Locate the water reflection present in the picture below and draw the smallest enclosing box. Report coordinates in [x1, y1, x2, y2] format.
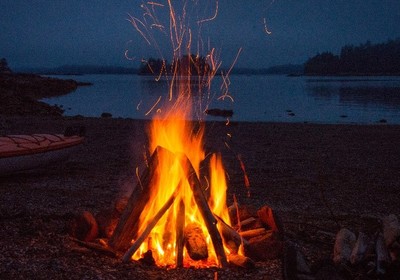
[306, 78, 400, 110]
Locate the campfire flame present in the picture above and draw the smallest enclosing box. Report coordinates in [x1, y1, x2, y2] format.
[126, 1, 239, 267]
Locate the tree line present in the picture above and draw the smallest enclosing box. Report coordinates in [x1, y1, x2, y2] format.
[139, 54, 211, 76]
[304, 38, 400, 75]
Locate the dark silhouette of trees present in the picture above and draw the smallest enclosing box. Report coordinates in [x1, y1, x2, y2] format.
[304, 38, 400, 75]
[138, 54, 211, 76]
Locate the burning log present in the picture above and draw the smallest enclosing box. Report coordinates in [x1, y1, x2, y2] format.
[180, 153, 228, 267]
[214, 215, 247, 254]
[109, 146, 172, 251]
[333, 228, 356, 265]
[184, 222, 209, 261]
[122, 186, 179, 263]
[176, 198, 185, 267]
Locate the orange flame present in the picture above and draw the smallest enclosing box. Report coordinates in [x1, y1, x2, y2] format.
[128, 1, 236, 267]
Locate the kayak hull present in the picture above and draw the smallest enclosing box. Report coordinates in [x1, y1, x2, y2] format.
[0, 134, 84, 174]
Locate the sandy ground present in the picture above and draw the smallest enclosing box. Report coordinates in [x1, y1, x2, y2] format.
[1, 115, 400, 279]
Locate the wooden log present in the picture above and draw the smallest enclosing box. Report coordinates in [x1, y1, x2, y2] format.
[228, 254, 255, 269]
[244, 231, 284, 261]
[184, 222, 209, 261]
[122, 187, 178, 263]
[240, 217, 257, 228]
[180, 153, 228, 268]
[333, 228, 356, 265]
[214, 215, 248, 254]
[257, 205, 283, 234]
[239, 228, 269, 239]
[176, 199, 185, 267]
[350, 232, 369, 265]
[69, 211, 99, 242]
[70, 237, 117, 258]
[109, 146, 172, 251]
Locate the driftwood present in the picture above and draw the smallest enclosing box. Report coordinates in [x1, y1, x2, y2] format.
[122, 187, 179, 263]
[333, 228, 356, 265]
[184, 222, 209, 260]
[176, 199, 185, 267]
[180, 153, 228, 267]
[109, 146, 172, 251]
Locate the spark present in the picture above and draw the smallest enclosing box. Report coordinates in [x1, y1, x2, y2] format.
[147, 1, 164, 7]
[136, 100, 143, 110]
[197, 0, 219, 24]
[124, 49, 136, 61]
[127, 14, 151, 45]
[263, 18, 272, 35]
[145, 95, 162, 116]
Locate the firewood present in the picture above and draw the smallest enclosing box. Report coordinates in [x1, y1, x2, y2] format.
[122, 187, 179, 263]
[333, 228, 356, 265]
[244, 232, 284, 261]
[69, 211, 99, 242]
[240, 217, 257, 228]
[176, 199, 185, 267]
[239, 228, 269, 239]
[109, 146, 172, 251]
[214, 215, 248, 254]
[257, 205, 282, 233]
[350, 232, 369, 265]
[382, 214, 400, 247]
[228, 254, 255, 269]
[376, 233, 391, 275]
[184, 222, 209, 261]
[180, 153, 228, 267]
[70, 237, 117, 258]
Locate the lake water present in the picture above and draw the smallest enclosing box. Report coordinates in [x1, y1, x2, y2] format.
[43, 74, 400, 124]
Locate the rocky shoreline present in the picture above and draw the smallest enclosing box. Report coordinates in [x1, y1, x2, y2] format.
[0, 73, 91, 116]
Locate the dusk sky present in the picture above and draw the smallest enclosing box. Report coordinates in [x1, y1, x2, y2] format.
[1, 0, 399, 70]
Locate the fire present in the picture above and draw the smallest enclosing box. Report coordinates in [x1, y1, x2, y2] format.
[125, 1, 238, 267]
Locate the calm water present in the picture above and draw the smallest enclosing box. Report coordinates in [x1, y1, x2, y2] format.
[43, 74, 400, 124]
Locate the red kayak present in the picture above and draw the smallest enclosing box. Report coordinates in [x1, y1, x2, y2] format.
[0, 134, 84, 174]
